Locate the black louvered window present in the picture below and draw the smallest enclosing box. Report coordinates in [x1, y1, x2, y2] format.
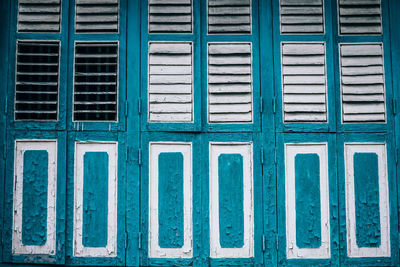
[15, 41, 60, 121]
[73, 42, 118, 121]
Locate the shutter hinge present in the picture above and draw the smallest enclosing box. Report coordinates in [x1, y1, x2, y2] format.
[272, 97, 276, 114]
[127, 146, 130, 162]
[260, 97, 264, 113]
[138, 148, 142, 165]
[262, 235, 266, 252]
[3, 142, 6, 160]
[274, 147, 277, 165]
[138, 98, 142, 115]
[261, 147, 264, 165]
[125, 101, 129, 117]
[276, 235, 279, 251]
[4, 94, 7, 115]
[125, 231, 129, 249]
[392, 99, 397, 115]
[396, 148, 399, 165]
[138, 232, 142, 249]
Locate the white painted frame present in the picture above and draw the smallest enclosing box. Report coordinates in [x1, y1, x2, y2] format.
[209, 142, 254, 258]
[344, 143, 390, 257]
[285, 143, 330, 259]
[73, 141, 118, 257]
[12, 140, 58, 255]
[148, 142, 193, 258]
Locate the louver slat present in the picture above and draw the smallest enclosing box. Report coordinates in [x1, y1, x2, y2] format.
[148, 0, 192, 34]
[338, 0, 382, 35]
[340, 43, 386, 123]
[282, 43, 327, 123]
[280, 0, 324, 34]
[18, 0, 61, 32]
[208, 43, 252, 123]
[15, 41, 60, 121]
[208, 0, 251, 34]
[74, 42, 118, 121]
[75, 0, 119, 33]
[148, 42, 193, 122]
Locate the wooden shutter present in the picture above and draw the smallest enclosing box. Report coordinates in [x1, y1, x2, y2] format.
[75, 0, 119, 33]
[148, 42, 193, 122]
[338, 0, 382, 35]
[281, 42, 327, 123]
[148, 0, 192, 34]
[208, 0, 251, 34]
[15, 41, 60, 121]
[17, 0, 61, 33]
[73, 42, 118, 121]
[280, 0, 324, 34]
[208, 43, 252, 123]
[340, 43, 386, 123]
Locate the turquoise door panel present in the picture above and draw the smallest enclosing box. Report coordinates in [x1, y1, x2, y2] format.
[3, 130, 67, 265]
[276, 133, 339, 266]
[65, 132, 126, 266]
[337, 133, 399, 266]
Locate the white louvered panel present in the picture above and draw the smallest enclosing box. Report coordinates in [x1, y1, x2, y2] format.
[280, 0, 324, 34]
[282, 43, 327, 123]
[18, 0, 61, 32]
[208, 43, 252, 123]
[75, 0, 119, 33]
[208, 0, 251, 34]
[340, 43, 386, 123]
[338, 0, 382, 35]
[148, 42, 193, 122]
[149, 0, 192, 34]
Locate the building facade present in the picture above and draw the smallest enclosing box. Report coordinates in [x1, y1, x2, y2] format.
[0, 0, 400, 266]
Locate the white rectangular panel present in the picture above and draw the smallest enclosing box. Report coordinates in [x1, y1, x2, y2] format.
[344, 143, 390, 257]
[12, 140, 58, 255]
[73, 141, 118, 257]
[209, 142, 253, 258]
[148, 142, 193, 258]
[285, 143, 330, 259]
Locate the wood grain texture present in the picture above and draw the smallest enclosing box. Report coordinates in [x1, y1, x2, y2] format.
[208, 0, 251, 34]
[75, 0, 119, 33]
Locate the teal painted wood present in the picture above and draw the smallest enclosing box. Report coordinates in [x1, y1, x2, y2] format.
[272, 0, 337, 133]
[140, 132, 202, 266]
[66, 0, 127, 132]
[125, 0, 141, 265]
[276, 133, 339, 266]
[295, 153, 322, 249]
[0, 0, 11, 262]
[201, 133, 263, 266]
[140, 0, 201, 132]
[158, 152, 184, 248]
[258, 0, 278, 265]
[353, 153, 381, 248]
[388, 1, 400, 259]
[3, 130, 66, 264]
[218, 154, 244, 248]
[65, 132, 126, 266]
[22, 150, 49, 246]
[6, 0, 69, 131]
[332, 0, 394, 133]
[82, 152, 109, 248]
[337, 133, 399, 266]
